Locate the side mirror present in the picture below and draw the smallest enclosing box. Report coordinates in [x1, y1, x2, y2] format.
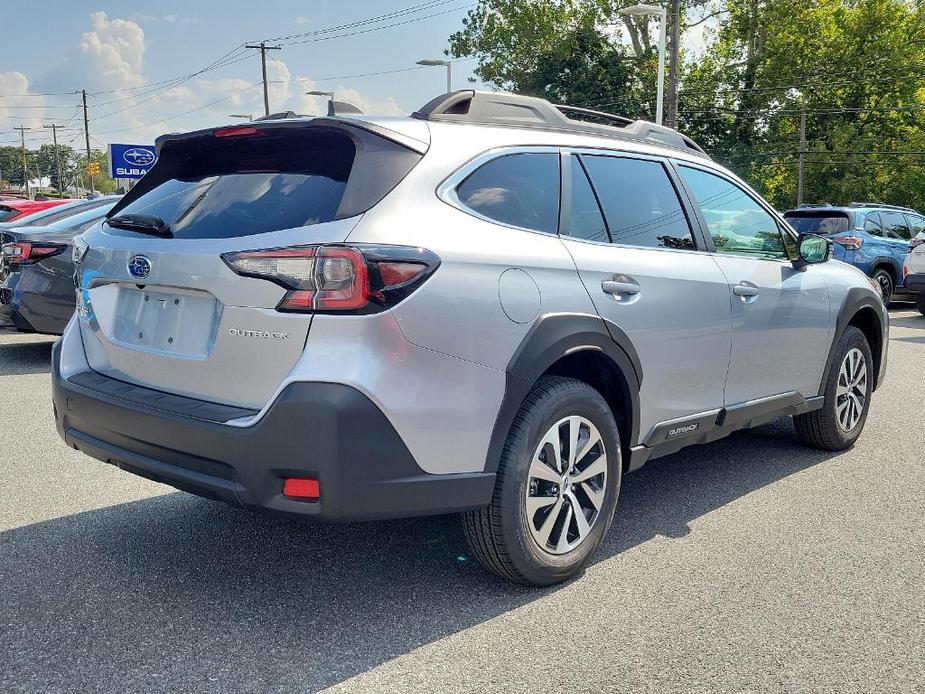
[794, 233, 831, 270]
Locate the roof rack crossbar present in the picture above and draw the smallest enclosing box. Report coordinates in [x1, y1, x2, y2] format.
[412, 90, 709, 159]
[848, 201, 916, 212]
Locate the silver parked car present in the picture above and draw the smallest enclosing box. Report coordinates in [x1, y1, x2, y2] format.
[53, 91, 887, 585]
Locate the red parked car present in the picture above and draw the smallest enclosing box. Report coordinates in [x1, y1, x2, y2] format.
[0, 199, 74, 223]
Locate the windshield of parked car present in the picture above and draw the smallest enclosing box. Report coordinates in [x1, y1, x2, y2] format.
[784, 212, 850, 235]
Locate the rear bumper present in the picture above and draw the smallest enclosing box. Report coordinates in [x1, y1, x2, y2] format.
[52, 341, 495, 521]
[0, 269, 72, 335]
[903, 273, 925, 294]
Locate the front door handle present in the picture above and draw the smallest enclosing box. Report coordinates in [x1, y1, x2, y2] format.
[602, 280, 640, 296]
[733, 282, 760, 303]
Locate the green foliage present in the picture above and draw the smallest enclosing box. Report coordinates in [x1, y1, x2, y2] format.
[450, 0, 925, 210]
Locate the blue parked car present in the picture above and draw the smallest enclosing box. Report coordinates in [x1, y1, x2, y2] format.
[784, 203, 922, 304]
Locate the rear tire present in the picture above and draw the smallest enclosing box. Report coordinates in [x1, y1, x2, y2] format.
[916, 294, 925, 316]
[794, 326, 872, 451]
[462, 376, 621, 586]
[871, 268, 893, 305]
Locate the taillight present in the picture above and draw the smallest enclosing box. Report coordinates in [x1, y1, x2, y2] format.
[221, 244, 440, 314]
[213, 126, 262, 138]
[833, 236, 864, 251]
[1, 241, 66, 268]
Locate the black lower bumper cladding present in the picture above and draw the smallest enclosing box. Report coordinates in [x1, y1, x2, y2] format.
[52, 341, 495, 521]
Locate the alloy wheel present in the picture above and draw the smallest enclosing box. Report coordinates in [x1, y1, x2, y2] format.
[835, 347, 867, 432]
[524, 415, 607, 555]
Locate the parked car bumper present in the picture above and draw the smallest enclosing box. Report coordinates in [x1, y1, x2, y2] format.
[51, 340, 495, 521]
[903, 273, 925, 294]
[0, 267, 73, 335]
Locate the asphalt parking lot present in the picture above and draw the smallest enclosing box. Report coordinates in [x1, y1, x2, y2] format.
[1, 311, 923, 694]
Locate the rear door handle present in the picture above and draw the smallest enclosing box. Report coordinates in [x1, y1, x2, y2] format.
[602, 280, 640, 296]
[733, 283, 760, 302]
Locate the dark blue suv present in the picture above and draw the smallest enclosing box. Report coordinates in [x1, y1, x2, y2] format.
[784, 203, 922, 304]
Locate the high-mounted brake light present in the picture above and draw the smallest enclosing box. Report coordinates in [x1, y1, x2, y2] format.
[1, 241, 66, 267]
[221, 244, 439, 314]
[213, 126, 262, 138]
[833, 235, 864, 251]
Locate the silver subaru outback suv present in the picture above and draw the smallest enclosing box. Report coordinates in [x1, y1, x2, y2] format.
[54, 91, 887, 585]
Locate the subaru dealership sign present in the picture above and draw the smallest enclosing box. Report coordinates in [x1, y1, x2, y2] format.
[108, 143, 157, 179]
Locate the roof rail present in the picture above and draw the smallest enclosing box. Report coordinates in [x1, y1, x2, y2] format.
[412, 90, 708, 158]
[848, 201, 917, 212]
[797, 203, 835, 208]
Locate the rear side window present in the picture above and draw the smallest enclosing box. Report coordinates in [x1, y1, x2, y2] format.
[864, 212, 883, 235]
[109, 127, 419, 240]
[567, 156, 609, 242]
[880, 210, 910, 240]
[0, 206, 20, 222]
[581, 155, 694, 250]
[455, 153, 560, 234]
[784, 212, 850, 235]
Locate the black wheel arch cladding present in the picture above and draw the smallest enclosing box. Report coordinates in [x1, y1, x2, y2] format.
[484, 313, 642, 475]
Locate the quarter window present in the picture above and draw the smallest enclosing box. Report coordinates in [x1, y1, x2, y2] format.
[679, 166, 788, 260]
[580, 155, 695, 250]
[455, 153, 560, 234]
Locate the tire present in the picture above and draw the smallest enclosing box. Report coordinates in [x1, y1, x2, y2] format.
[871, 268, 893, 305]
[462, 376, 622, 586]
[794, 326, 873, 451]
[916, 294, 925, 316]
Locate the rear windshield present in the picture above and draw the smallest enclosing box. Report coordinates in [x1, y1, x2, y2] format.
[107, 126, 419, 240]
[0, 206, 21, 222]
[784, 212, 850, 235]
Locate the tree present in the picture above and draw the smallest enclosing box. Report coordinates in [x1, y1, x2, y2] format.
[34, 144, 78, 192]
[0, 145, 26, 187]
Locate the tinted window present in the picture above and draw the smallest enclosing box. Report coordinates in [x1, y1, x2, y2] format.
[567, 156, 608, 242]
[456, 153, 560, 234]
[680, 166, 787, 259]
[864, 212, 882, 235]
[111, 129, 363, 239]
[784, 212, 850, 235]
[881, 211, 910, 240]
[0, 206, 20, 222]
[581, 155, 694, 249]
[905, 214, 925, 238]
[48, 204, 115, 231]
[18, 198, 112, 227]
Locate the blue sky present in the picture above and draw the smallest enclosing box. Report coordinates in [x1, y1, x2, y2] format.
[0, 1, 483, 149]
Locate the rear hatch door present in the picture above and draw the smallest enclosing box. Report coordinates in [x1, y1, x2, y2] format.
[76, 120, 423, 409]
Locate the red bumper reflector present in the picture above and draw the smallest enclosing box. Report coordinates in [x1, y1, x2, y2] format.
[283, 477, 320, 500]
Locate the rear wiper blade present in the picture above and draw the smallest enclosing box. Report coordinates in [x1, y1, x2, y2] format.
[106, 214, 173, 238]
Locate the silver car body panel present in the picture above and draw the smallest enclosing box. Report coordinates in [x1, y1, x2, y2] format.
[65, 114, 885, 477]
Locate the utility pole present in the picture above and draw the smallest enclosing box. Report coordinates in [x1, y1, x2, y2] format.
[13, 126, 31, 198]
[245, 42, 282, 116]
[82, 89, 94, 194]
[666, 0, 681, 129]
[43, 124, 66, 195]
[797, 99, 807, 206]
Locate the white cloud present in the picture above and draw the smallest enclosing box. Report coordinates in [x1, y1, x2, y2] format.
[133, 13, 202, 25]
[295, 16, 312, 25]
[7, 13, 404, 148]
[0, 72, 48, 140]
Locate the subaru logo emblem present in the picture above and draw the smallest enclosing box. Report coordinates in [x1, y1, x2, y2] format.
[123, 148, 156, 167]
[128, 255, 152, 280]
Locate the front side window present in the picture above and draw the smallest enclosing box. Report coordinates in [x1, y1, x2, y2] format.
[455, 153, 560, 234]
[580, 155, 694, 250]
[881, 210, 911, 240]
[905, 214, 925, 238]
[680, 166, 788, 260]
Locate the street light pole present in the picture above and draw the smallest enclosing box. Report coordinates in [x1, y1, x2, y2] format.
[618, 4, 668, 126]
[416, 59, 452, 93]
